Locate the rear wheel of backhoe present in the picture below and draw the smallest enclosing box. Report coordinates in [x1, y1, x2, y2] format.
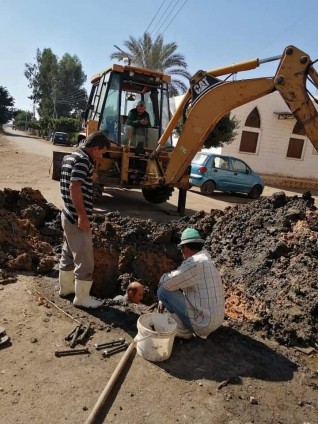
[142, 187, 174, 204]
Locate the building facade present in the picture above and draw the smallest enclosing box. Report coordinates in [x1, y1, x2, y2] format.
[220, 92, 318, 184]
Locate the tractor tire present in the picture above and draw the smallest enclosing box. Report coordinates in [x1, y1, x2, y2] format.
[142, 187, 174, 204]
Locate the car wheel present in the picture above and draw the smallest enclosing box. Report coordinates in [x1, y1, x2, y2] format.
[200, 181, 215, 195]
[248, 185, 262, 199]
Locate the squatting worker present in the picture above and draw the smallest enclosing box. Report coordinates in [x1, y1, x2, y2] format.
[157, 228, 224, 339]
[113, 281, 144, 304]
[125, 100, 151, 128]
[58, 131, 110, 308]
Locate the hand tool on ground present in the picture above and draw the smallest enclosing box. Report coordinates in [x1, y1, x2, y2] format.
[55, 348, 90, 357]
[94, 338, 125, 350]
[102, 342, 129, 358]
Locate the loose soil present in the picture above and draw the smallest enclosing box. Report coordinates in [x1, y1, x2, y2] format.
[0, 129, 317, 424]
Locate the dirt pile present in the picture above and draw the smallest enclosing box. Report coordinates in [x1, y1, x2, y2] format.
[0, 187, 61, 274]
[0, 188, 317, 349]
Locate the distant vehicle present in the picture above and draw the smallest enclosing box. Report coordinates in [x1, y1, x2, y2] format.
[190, 152, 264, 199]
[52, 132, 70, 146]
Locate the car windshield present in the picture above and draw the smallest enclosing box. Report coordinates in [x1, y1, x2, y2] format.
[192, 153, 208, 165]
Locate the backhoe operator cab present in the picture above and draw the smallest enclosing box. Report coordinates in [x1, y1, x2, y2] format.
[80, 65, 177, 203]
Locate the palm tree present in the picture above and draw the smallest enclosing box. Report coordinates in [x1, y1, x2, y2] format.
[110, 32, 191, 96]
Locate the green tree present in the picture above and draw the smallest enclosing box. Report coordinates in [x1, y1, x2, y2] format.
[51, 116, 81, 134]
[110, 32, 191, 96]
[0, 87, 15, 129]
[55, 53, 87, 116]
[13, 110, 33, 130]
[25, 48, 58, 119]
[203, 114, 240, 149]
[25, 49, 87, 121]
[175, 113, 240, 149]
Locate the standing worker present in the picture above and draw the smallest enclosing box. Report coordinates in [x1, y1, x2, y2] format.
[157, 228, 224, 339]
[58, 131, 110, 308]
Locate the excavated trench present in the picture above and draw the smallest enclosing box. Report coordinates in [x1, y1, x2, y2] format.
[0, 187, 317, 348]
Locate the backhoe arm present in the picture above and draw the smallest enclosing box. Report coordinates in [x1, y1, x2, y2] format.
[161, 45, 318, 185]
[274, 46, 318, 151]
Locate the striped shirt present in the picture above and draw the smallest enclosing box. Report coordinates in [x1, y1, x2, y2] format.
[60, 149, 94, 223]
[159, 250, 224, 337]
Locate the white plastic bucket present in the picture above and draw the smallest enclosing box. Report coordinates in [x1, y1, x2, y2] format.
[135, 312, 177, 362]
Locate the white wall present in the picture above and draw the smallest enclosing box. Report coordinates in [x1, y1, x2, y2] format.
[220, 92, 318, 180]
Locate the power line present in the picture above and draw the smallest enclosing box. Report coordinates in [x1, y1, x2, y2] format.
[56, 88, 86, 101]
[137, 0, 190, 62]
[151, 0, 180, 37]
[159, 0, 189, 36]
[144, 0, 167, 34]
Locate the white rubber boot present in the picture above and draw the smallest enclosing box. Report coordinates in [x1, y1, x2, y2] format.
[73, 279, 103, 309]
[59, 270, 75, 297]
[171, 313, 193, 339]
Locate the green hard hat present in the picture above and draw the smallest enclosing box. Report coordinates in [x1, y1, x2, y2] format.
[178, 228, 205, 247]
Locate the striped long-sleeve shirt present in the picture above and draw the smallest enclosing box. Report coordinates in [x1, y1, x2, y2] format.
[159, 250, 224, 337]
[60, 149, 94, 223]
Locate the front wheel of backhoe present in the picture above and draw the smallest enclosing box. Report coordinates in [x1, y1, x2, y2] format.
[142, 187, 174, 204]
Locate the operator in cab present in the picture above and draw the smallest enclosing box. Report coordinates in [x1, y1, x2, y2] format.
[123, 101, 151, 147]
[125, 100, 151, 128]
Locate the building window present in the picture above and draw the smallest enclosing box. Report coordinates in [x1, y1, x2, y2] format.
[245, 107, 261, 128]
[286, 122, 306, 159]
[292, 121, 306, 136]
[239, 131, 259, 153]
[239, 107, 261, 154]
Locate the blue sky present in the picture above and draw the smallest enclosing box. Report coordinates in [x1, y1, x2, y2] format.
[1, 0, 318, 111]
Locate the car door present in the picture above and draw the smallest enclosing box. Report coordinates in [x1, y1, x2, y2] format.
[210, 156, 233, 190]
[229, 158, 253, 192]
